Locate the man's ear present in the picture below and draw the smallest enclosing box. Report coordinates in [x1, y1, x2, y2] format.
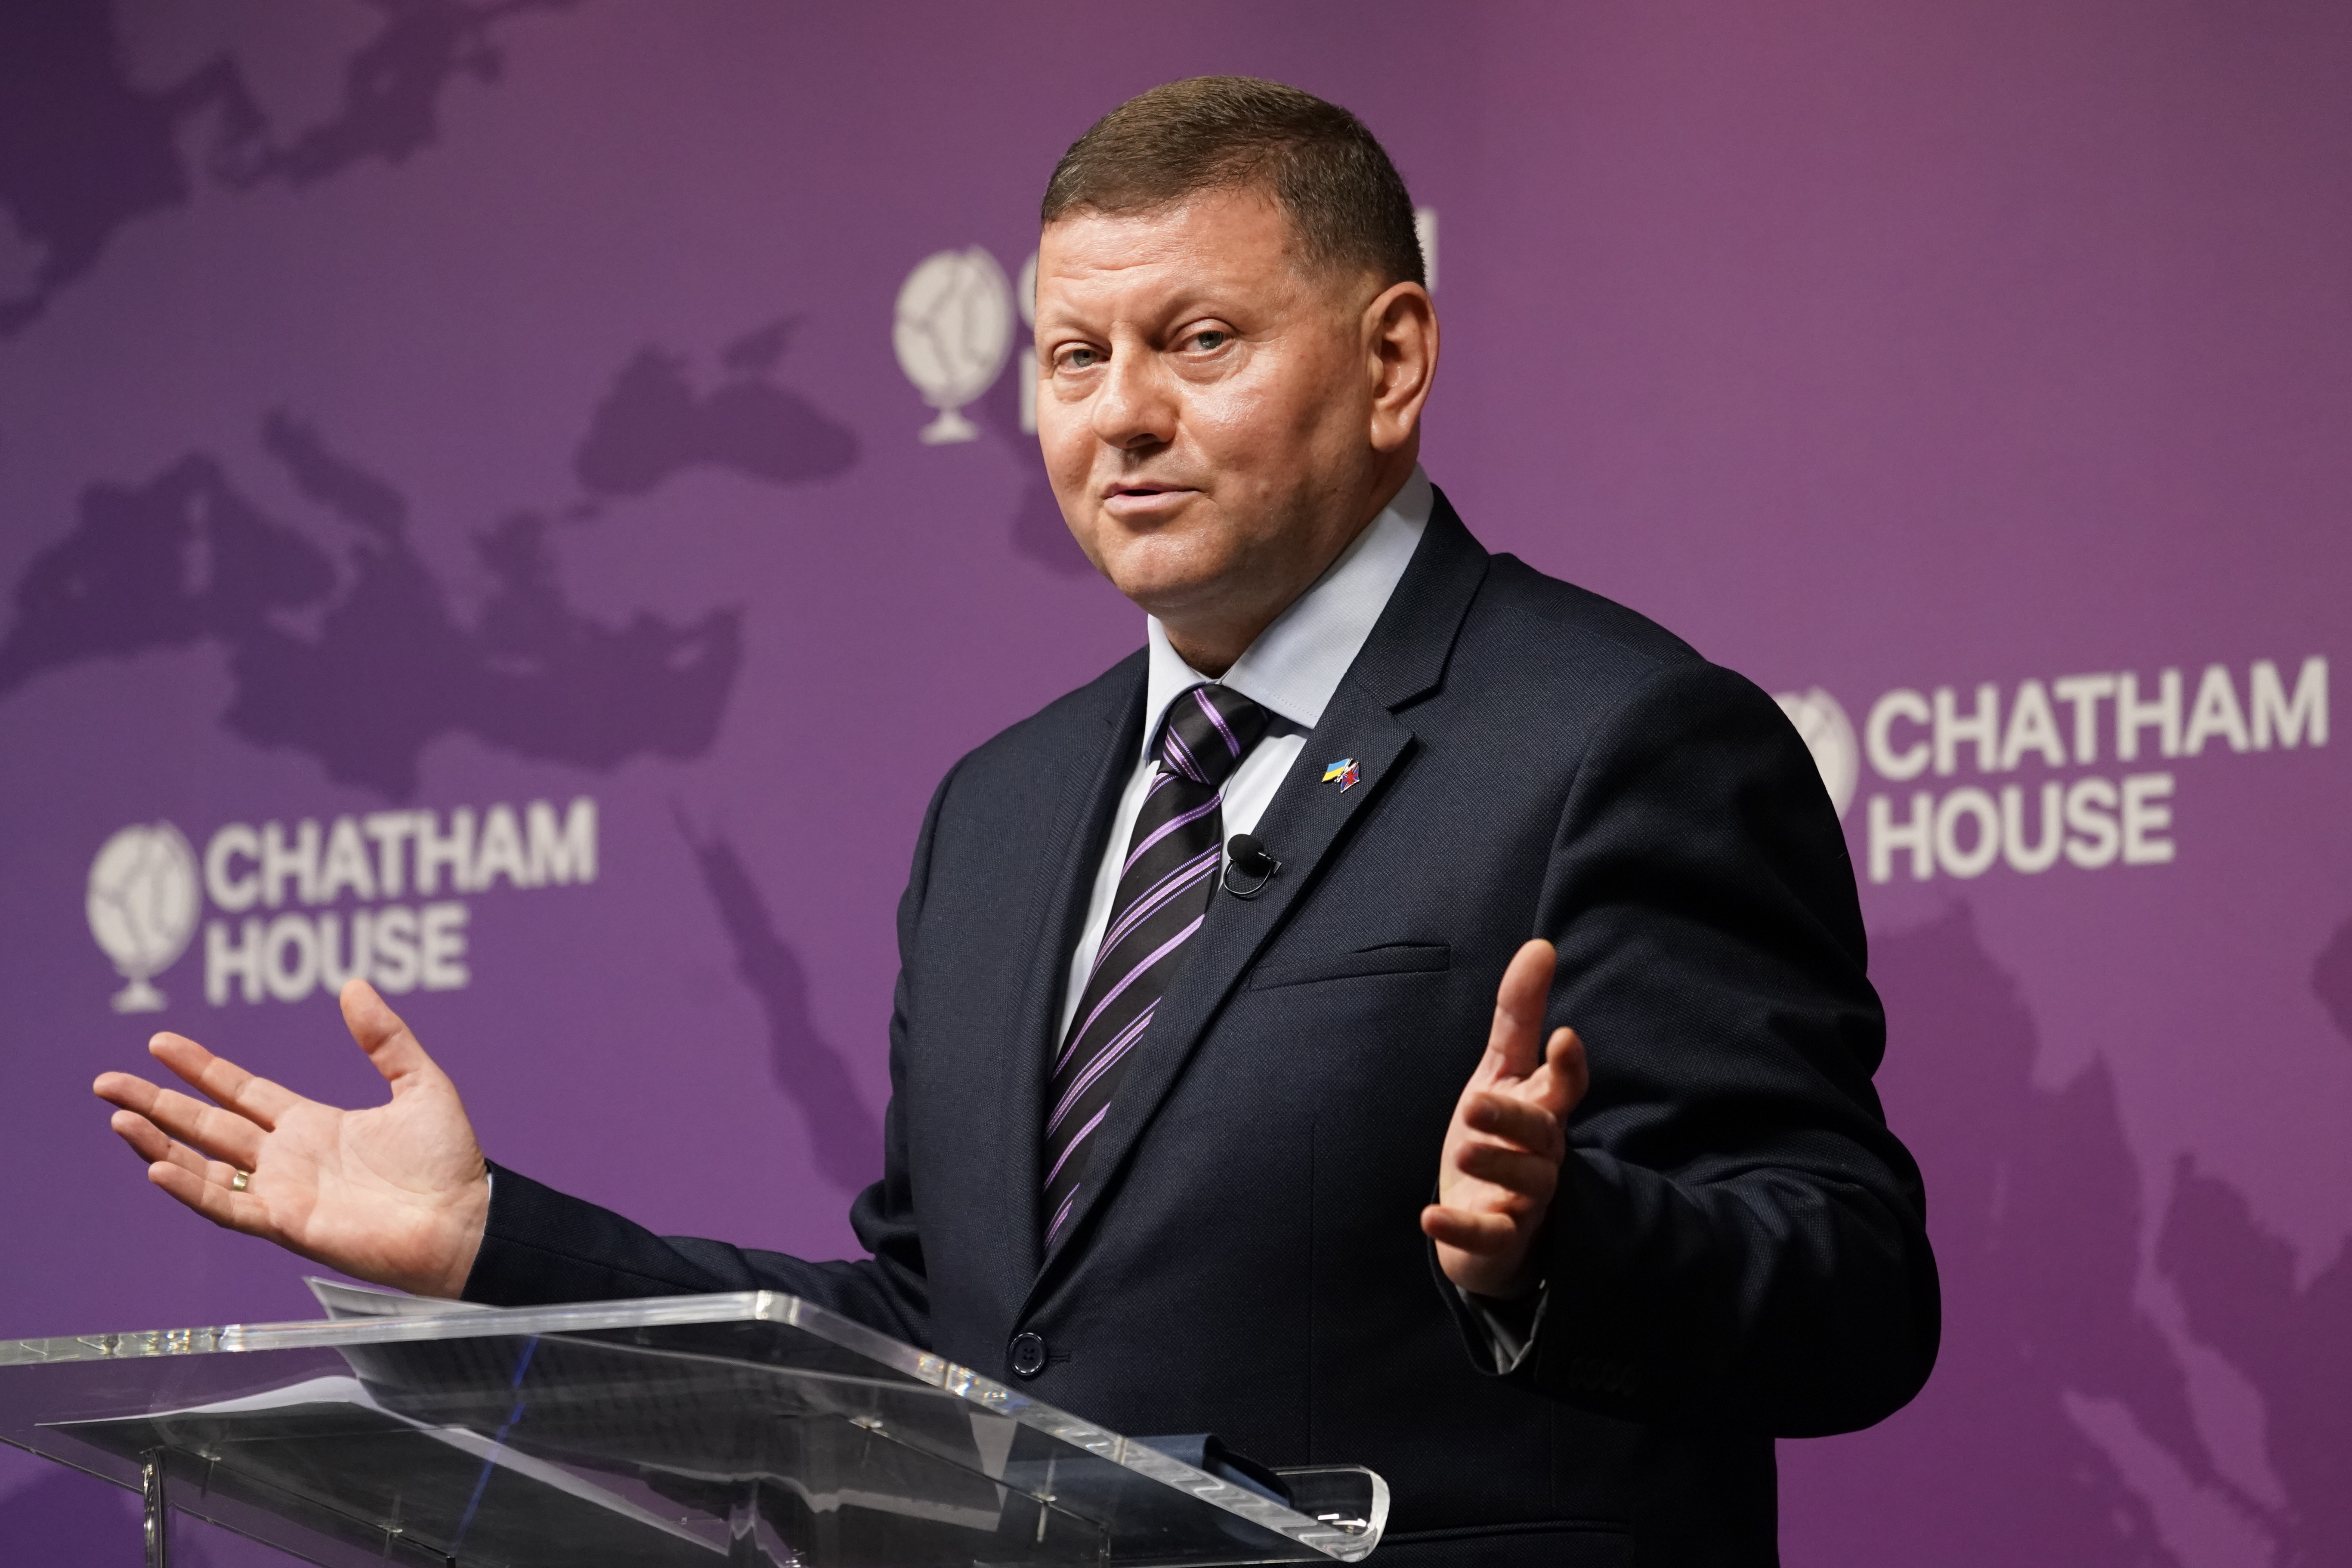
[1365, 280, 1438, 454]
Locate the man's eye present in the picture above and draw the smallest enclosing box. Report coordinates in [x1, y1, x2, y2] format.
[1189, 330, 1227, 352]
[1060, 347, 1102, 371]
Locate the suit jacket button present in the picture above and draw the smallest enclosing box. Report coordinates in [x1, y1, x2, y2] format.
[1009, 1332, 1048, 1379]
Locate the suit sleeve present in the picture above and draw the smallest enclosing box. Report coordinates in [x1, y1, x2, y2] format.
[457, 764, 956, 1350]
[1443, 659, 1939, 1437]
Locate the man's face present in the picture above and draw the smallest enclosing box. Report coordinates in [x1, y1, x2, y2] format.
[1032, 190, 1393, 658]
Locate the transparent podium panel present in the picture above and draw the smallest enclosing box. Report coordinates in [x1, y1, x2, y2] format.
[0, 1292, 1386, 1567]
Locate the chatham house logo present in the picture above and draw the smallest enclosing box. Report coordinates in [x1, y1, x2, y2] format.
[893, 247, 1015, 445]
[87, 822, 202, 1012]
[80, 797, 600, 1012]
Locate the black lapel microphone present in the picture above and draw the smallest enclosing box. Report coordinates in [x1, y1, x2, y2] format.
[1223, 833, 1280, 898]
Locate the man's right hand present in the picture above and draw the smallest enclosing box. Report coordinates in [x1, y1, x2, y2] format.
[92, 979, 491, 1299]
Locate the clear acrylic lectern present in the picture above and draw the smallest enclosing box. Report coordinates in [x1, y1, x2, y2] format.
[0, 1290, 1386, 1566]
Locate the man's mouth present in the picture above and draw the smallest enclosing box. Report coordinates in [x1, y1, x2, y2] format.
[1103, 482, 1198, 506]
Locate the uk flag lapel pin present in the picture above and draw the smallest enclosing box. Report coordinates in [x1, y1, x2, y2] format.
[1321, 757, 1360, 791]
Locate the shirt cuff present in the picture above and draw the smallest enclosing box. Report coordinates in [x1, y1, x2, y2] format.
[1459, 1280, 1550, 1374]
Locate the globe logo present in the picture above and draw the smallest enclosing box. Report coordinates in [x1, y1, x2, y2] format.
[87, 823, 201, 1012]
[894, 247, 1013, 444]
[1774, 687, 1861, 819]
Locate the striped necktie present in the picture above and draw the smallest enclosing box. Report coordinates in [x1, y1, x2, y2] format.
[1043, 682, 1271, 1247]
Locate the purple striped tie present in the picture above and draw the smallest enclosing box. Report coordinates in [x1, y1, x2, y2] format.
[1043, 683, 1270, 1247]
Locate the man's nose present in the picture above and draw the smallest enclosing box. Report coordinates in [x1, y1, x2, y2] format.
[1091, 350, 1176, 450]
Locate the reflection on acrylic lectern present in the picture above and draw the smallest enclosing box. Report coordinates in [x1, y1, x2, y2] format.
[0, 1288, 1386, 1567]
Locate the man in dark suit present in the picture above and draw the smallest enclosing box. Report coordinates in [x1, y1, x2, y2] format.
[98, 78, 1937, 1565]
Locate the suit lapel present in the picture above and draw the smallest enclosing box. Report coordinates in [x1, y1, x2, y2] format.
[1029, 491, 1491, 1283]
[991, 661, 1145, 1284]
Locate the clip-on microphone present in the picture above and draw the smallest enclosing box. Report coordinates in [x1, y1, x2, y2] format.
[1223, 833, 1280, 898]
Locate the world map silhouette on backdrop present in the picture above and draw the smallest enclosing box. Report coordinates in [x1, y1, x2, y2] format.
[574, 321, 859, 498]
[677, 812, 883, 1195]
[2138, 921, 2352, 1566]
[0, 413, 740, 799]
[1782, 903, 2352, 1567]
[2162, 1155, 2352, 1565]
[1823, 904, 2210, 1566]
[253, 0, 586, 190]
[0, 298, 871, 796]
[0, 0, 581, 337]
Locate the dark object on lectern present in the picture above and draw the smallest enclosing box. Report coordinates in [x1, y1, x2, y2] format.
[0, 1293, 1388, 1567]
[1138, 1433, 1293, 1506]
[1224, 833, 1281, 897]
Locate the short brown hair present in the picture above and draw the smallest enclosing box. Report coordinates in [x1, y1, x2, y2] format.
[1042, 77, 1425, 289]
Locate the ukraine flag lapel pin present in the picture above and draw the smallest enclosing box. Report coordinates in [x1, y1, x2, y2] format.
[1321, 757, 1361, 791]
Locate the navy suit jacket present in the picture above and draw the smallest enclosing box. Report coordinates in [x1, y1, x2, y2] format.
[466, 493, 1939, 1567]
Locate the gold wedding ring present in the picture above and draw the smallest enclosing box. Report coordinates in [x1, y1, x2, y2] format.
[230, 1169, 250, 1193]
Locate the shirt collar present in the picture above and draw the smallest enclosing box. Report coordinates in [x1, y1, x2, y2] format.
[1141, 466, 1431, 754]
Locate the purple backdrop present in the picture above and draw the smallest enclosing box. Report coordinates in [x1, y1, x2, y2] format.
[3, 3, 2346, 1563]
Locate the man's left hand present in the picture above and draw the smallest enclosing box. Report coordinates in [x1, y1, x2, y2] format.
[1422, 938, 1589, 1299]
